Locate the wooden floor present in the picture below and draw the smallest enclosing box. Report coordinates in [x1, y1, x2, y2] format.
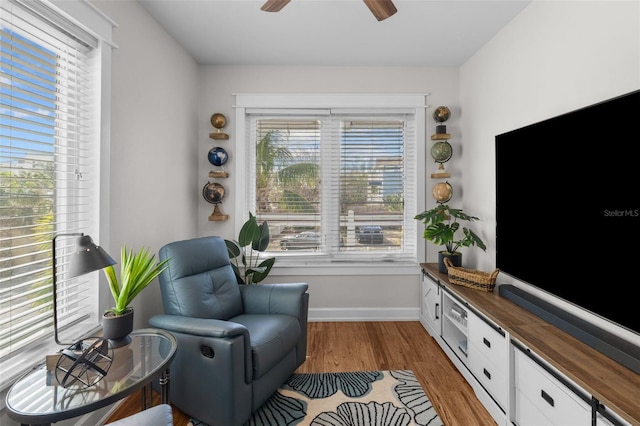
[105, 321, 496, 425]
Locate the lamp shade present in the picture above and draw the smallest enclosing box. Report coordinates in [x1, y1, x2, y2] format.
[68, 235, 116, 278]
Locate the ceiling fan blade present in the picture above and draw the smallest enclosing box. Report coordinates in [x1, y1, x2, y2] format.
[261, 0, 291, 12]
[363, 0, 397, 21]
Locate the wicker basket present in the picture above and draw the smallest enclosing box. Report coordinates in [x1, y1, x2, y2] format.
[443, 258, 499, 292]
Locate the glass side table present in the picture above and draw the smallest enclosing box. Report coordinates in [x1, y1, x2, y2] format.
[5, 328, 177, 426]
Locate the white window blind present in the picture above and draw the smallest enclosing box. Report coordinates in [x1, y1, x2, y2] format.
[246, 106, 418, 262]
[0, 0, 101, 389]
[252, 117, 323, 239]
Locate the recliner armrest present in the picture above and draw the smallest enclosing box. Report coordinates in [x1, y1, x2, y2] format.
[150, 314, 255, 388]
[149, 314, 249, 339]
[240, 283, 308, 318]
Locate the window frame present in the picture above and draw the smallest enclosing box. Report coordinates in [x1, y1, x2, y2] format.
[233, 93, 428, 271]
[0, 0, 113, 393]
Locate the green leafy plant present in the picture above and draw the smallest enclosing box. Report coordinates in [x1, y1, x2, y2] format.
[225, 212, 275, 284]
[103, 246, 171, 316]
[414, 204, 486, 254]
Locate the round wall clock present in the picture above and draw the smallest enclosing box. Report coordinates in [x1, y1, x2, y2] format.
[208, 147, 228, 166]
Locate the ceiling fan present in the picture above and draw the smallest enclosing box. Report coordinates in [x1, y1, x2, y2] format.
[260, 0, 398, 22]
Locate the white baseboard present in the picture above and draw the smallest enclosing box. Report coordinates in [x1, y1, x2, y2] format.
[308, 307, 420, 322]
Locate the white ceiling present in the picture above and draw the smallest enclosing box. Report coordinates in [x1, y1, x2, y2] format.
[137, 0, 532, 66]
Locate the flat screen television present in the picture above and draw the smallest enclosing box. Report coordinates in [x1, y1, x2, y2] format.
[495, 89, 640, 339]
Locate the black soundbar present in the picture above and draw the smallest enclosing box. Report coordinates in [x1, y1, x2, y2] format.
[499, 284, 640, 374]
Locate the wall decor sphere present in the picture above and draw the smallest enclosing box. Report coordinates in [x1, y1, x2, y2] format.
[433, 106, 451, 123]
[432, 181, 453, 203]
[210, 113, 227, 129]
[208, 147, 228, 166]
[431, 141, 453, 163]
[202, 182, 225, 204]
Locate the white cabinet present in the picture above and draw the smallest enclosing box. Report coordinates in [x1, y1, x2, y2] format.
[420, 264, 635, 426]
[513, 344, 591, 426]
[420, 273, 441, 338]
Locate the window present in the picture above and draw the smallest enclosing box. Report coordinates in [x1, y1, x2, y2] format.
[0, 0, 103, 389]
[235, 93, 426, 265]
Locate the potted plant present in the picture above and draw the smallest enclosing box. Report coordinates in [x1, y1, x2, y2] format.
[102, 245, 170, 346]
[225, 212, 276, 284]
[414, 204, 486, 273]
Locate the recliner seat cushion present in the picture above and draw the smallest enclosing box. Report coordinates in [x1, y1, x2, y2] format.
[231, 313, 301, 380]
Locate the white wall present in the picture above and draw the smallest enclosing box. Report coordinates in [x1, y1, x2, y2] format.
[92, 1, 200, 329]
[91, 0, 461, 325]
[460, 0, 639, 340]
[198, 66, 460, 320]
[90, 0, 639, 325]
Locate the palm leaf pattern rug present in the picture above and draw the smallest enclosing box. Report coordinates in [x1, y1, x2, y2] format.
[189, 370, 444, 426]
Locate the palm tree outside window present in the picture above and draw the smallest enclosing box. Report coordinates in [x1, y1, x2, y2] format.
[248, 109, 417, 262]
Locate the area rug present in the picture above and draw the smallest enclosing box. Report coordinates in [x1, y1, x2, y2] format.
[189, 370, 444, 426]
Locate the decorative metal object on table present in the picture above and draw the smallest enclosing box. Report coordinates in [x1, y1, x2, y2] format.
[55, 338, 113, 389]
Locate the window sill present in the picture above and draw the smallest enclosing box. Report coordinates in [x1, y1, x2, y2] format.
[269, 259, 421, 276]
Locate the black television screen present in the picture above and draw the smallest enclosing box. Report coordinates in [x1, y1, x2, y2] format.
[495, 89, 640, 336]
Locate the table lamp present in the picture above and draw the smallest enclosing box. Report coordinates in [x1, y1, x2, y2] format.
[51, 233, 117, 388]
[52, 233, 116, 345]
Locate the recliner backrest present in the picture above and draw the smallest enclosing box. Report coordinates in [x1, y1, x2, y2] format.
[157, 236, 243, 319]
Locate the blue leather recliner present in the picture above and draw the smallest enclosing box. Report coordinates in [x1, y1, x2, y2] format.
[148, 236, 309, 426]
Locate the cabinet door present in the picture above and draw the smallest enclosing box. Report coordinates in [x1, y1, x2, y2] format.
[421, 274, 441, 337]
[514, 346, 591, 425]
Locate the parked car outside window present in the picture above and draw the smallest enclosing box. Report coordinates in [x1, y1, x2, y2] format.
[356, 226, 384, 244]
[280, 232, 322, 250]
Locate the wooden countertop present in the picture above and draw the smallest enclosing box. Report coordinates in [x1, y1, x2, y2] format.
[420, 263, 640, 426]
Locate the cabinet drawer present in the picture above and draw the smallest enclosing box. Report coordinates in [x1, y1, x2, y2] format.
[468, 313, 507, 368]
[514, 349, 591, 425]
[468, 344, 508, 409]
[515, 388, 554, 426]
